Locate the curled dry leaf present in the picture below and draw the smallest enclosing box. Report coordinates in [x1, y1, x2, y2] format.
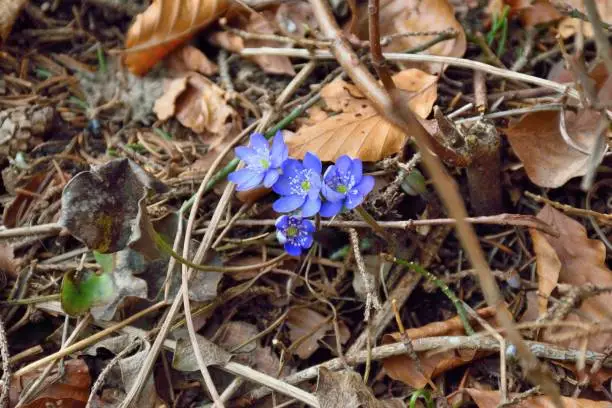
[154, 73, 240, 138]
[353, 0, 466, 73]
[530, 205, 612, 352]
[287, 70, 438, 161]
[505, 110, 607, 188]
[316, 367, 403, 408]
[382, 307, 496, 388]
[210, 11, 295, 75]
[124, 0, 229, 75]
[0, 0, 29, 44]
[466, 388, 611, 408]
[166, 45, 218, 76]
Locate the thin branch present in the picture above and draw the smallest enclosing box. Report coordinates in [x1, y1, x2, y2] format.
[0, 318, 9, 408]
[368, 0, 395, 91]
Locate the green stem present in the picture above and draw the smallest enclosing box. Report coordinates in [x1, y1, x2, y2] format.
[180, 95, 322, 214]
[386, 255, 475, 335]
[97, 43, 107, 74]
[410, 388, 434, 408]
[0, 294, 61, 306]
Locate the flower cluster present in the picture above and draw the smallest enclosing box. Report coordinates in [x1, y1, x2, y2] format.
[229, 131, 374, 255]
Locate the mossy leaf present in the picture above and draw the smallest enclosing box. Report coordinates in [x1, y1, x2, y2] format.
[93, 251, 114, 274]
[61, 269, 115, 316]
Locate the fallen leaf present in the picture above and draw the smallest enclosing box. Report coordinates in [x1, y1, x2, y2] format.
[59, 158, 167, 255]
[382, 307, 496, 388]
[558, 0, 612, 39]
[173, 334, 232, 371]
[155, 73, 240, 138]
[3, 172, 48, 228]
[286, 308, 331, 359]
[10, 359, 91, 408]
[124, 0, 229, 75]
[316, 367, 404, 408]
[0, 243, 18, 279]
[466, 388, 611, 408]
[498, 0, 561, 28]
[287, 71, 438, 161]
[504, 109, 607, 188]
[86, 335, 162, 407]
[553, 361, 612, 392]
[0, 0, 29, 44]
[166, 45, 218, 76]
[211, 11, 295, 75]
[531, 205, 612, 352]
[353, 0, 466, 73]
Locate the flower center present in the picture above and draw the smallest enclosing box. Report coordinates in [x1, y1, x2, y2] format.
[336, 184, 347, 194]
[286, 226, 299, 237]
[301, 180, 311, 191]
[260, 158, 270, 169]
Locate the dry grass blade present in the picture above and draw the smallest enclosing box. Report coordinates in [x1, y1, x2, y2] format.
[124, 0, 230, 75]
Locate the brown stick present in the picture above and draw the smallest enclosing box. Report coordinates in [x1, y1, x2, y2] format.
[306, 0, 563, 405]
[367, 0, 395, 91]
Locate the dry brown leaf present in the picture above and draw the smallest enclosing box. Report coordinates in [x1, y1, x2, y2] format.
[558, 0, 612, 39]
[382, 307, 496, 388]
[0, 243, 18, 279]
[505, 109, 607, 188]
[466, 388, 610, 408]
[124, 0, 229, 75]
[0, 0, 28, 44]
[495, 0, 561, 28]
[287, 70, 438, 161]
[210, 11, 295, 75]
[154, 73, 240, 138]
[166, 45, 218, 76]
[353, 0, 466, 73]
[553, 361, 612, 392]
[286, 308, 332, 359]
[531, 205, 612, 352]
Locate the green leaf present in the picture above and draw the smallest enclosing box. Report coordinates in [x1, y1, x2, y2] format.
[93, 251, 114, 273]
[61, 269, 115, 316]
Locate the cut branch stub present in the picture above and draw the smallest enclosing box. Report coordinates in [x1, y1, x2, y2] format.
[59, 158, 167, 255]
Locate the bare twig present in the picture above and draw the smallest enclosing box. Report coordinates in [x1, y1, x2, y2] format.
[0, 318, 9, 408]
[367, 0, 395, 91]
[583, 0, 612, 74]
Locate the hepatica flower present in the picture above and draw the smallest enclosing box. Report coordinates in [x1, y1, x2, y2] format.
[275, 215, 315, 256]
[228, 131, 288, 191]
[272, 152, 322, 217]
[320, 155, 374, 217]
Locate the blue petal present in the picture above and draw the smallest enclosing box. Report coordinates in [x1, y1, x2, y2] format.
[263, 170, 279, 188]
[301, 196, 321, 217]
[356, 175, 374, 196]
[320, 200, 343, 217]
[301, 234, 314, 249]
[351, 159, 363, 184]
[228, 169, 264, 191]
[275, 215, 289, 229]
[285, 243, 302, 256]
[276, 230, 287, 244]
[322, 183, 345, 202]
[235, 146, 256, 162]
[273, 195, 305, 213]
[323, 165, 337, 183]
[273, 175, 293, 195]
[269, 132, 288, 168]
[303, 152, 322, 174]
[249, 132, 268, 151]
[336, 155, 352, 174]
[345, 191, 364, 210]
[282, 159, 303, 177]
[301, 219, 316, 233]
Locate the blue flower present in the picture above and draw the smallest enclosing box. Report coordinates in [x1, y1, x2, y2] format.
[320, 155, 374, 217]
[272, 152, 322, 217]
[275, 215, 315, 256]
[228, 131, 288, 191]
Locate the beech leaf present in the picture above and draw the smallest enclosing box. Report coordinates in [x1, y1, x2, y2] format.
[124, 0, 230, 75]
[287, 70, 438, 161]
[173, 334, 232, 371]
[353, 0, 466, 73]
[530, 205, 612, 352]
